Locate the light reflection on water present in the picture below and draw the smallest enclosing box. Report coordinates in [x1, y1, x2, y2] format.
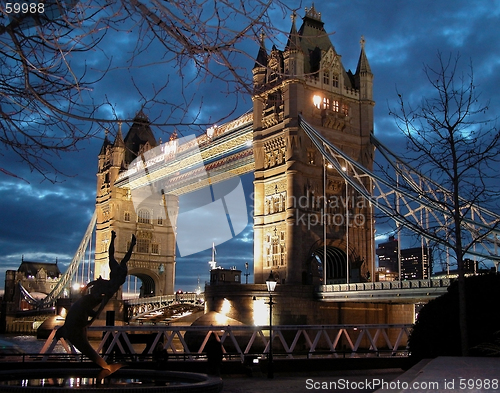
[0, 377, 182, 388]
[0, 334, 67, 353]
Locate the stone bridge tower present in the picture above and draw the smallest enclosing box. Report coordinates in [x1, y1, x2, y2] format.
[95, 113, 177, 297]
[252, 6, 375, 285]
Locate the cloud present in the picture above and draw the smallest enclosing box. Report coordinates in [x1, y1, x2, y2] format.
[1, 0, 500, 290]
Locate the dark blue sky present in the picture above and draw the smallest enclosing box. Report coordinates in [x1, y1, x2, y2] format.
[1, 1, 500, 292]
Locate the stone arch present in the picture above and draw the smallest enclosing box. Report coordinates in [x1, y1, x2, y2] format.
[311, 246, 348, 283]
[126, 269, 158, 297]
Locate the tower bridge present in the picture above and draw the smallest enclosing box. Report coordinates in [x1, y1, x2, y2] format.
[8, 4, 500, 331]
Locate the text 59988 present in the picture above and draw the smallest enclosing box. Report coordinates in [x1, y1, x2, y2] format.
[4, 2, 45, 14]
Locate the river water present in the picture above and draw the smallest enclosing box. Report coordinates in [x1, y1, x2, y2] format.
[0, 333, 70, 354]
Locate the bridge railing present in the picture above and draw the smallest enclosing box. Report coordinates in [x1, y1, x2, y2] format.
[39, 324, 412, 362]
[125, 293, 203, 320]
[316, 278, 451, 293]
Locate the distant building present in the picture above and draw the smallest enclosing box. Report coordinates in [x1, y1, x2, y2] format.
[209, 267, 242, 285]
[3, 259, 62, 310]
[376, 236, 432, 280]
[433, 258, 485, 277]
[400, 247, 432, 280]
[376, 236, 398, 279]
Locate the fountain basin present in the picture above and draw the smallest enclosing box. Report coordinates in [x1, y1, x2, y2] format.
[0, 368, 223, 393]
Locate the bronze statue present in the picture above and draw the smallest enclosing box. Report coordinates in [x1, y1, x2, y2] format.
[55, 231, 136, 380]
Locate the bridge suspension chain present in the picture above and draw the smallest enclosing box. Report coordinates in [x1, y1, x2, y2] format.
[37, 210, 97, 308]
[298, 115, 500, 263]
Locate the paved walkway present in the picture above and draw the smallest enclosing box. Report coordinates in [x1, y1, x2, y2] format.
[220, 369, 404, 393]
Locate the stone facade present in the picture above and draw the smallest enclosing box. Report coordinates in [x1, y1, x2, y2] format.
[95, 114, 178, 297]
[252, 5, 375, 286]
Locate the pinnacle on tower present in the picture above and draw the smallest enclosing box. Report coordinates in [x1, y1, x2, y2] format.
[356, 35, 372, 75]
[253, 30, 268, 69]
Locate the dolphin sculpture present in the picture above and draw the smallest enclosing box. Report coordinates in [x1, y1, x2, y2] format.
[55, 278, 124, 379]
[56, 232, 136, 380]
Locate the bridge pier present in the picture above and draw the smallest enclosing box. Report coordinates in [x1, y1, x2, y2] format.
[204, 283, 415, 326]
[204, 283, 415, 351]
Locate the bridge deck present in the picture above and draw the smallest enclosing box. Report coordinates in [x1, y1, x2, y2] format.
[316, 279, 451, 302]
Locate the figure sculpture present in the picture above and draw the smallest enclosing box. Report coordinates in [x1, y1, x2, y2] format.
[55, 231, 136, 379]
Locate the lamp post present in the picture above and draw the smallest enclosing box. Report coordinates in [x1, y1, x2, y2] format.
[245, 262, 250, 284]
[266, 271, 277, 379]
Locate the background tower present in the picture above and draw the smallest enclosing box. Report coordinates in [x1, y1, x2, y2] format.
[252, 5, 375, 285]
[95, 113, 178, 297]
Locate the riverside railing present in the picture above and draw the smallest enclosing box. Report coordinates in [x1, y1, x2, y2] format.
[37, 324, 411, 363]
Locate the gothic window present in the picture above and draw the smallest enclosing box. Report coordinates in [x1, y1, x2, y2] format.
[322, 97, 330, 110]
[124, 211, 130, 222]
[266, 90, 283, 110]
[342, 104, 349, 116]
[332, 100, 339, 112]
[151, 243, 159, 254]
[138, 209, 151, 224]
[323, 70, 330, 85]
[280, 193, 286, 212]
[273, 196, 280, 213]
[268, 51, 283, 83]
[333, 74, 339, 88]
[137, 238, 150, 253]
[157, 216, 163, 225]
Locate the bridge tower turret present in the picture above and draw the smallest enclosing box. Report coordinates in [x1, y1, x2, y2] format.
[252, 5, 375, 285]
[95, 114, 178, 298]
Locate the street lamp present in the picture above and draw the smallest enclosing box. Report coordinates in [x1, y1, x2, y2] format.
[266, 271, 277, 379]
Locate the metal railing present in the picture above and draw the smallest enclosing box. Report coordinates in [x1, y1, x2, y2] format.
[37, 324, 411, 363]
[316, 278, 451, 293]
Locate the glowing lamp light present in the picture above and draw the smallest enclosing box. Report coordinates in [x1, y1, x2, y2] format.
[206, 125, 216, 138]
[313, 95, 322, 109]
[266, 271, 277, 293]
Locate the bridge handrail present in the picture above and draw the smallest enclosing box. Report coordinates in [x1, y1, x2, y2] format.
[125, 292, 201, 306]
[40, 323, 412, 362]
[316, 278, 451, 293]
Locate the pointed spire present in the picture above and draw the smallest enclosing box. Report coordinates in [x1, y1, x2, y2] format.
[356, 35, 372, 75]
[113, 121, 125, 148]
[99, 129, 112, 155]
[285, 11, 301, 52]
[253, 30, 268, 69]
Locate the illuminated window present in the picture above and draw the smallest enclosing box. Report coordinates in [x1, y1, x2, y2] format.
[342, 104, 349, 116]
[323, 97, 330, 110]
[332, 100, 339, 112]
